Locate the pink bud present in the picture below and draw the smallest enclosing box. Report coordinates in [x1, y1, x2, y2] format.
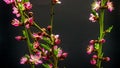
[103, 57, 110, 61]
[100, 39, 106, 43]
[92, 55, 98, 59]
[33, 41, 39, 49]
[90, 59, 96, 65]
[24, 2, 32, 10]
[89, 40, 95, 45]
[15, 36, 23, 41]
[55, 39, 61, 45]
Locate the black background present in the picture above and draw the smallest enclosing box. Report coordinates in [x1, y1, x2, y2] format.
[0, 0, 120, 68]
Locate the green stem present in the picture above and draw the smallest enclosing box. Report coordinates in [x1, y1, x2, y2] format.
[18, 4, 35, 68]
[50, 1, 58, 68]
[96, 4, 105, 68]
[50, 0, 54, 34]
[53, 57, 58, 68]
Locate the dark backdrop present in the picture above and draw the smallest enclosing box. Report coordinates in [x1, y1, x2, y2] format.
[0, 0, 120, 68]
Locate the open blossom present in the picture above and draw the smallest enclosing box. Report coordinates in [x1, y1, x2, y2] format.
[32, 33, 43, 40]
[87, 45, 94, 54]
[89, 13, 99, 22]
[12, 18, 21, 27]
[24, 2, 32, 10]
[29, 54, 42, 65]
[107, 0, 114, 12]
[54, 34, 61, 45]
[92, 1, 101, 11]
[4, 0, 15, 4]
[20, 57, 28, 64]
[12, 6, 21, 17]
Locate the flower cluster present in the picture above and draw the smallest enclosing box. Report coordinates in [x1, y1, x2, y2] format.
[4, 0, 67, 68]
[87, 0, 113, 67]
[87, 39, 110, 65]
[89, 0, 114, 22]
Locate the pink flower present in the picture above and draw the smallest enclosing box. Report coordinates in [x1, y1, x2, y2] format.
[103, 57, 110, 61]
[59, 52, 68, 60]
[54, 34, 61, 45]
[105, 57, 110, 61]
[92, 55, 98, 59]
[12, 7, 18, 14]
[32, 33, 43, 40]
[57, 50, 63, 57]
[20, 57, 28, 64]
[48, 64, 53, 68]
[89, 40, 95, 45]
[92, 1, 101, 11]
[47, 25, 52, 31]
[87, 45, 94, 54]
[53, 45, 58, 50]
[4, 0, 15, 4]
[107, 0, 114, 12]
[12, 7, 21, 17]
[24, 2, 32, 10]
[28, 17, 34, 25]
[16, 13, 21, 17]
[11, 18, 21, 27]
[17, 0, 22, 3]
[15, 36, 25, 41]
[90, 59, 96, 65]
[89, 13, 98, 22]
[100, 39, 106, 43]
[55, 39, 61, 45]
[33, 41, 39, 49]
[25, 24, 30, 29]
[53, 0, 61, 4]
[29, 54, 42, 65]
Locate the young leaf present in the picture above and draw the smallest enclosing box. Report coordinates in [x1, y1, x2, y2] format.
[22, 30, 26, 37]
[23, 0, 29, 2]
[41, 43, 51, 51]
[105, 25, 113, 33]
[95, 43, 99, 50]
[43, 37, 51, 44]
[42, 64, 50, 68]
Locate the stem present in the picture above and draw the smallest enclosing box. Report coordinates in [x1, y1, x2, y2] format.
[50, 0, 54, 34]
[50, 0, 58, 68]
[53, 56, 58, 68]
[96, 1, 105, 68]
[18, 4, 35, 68]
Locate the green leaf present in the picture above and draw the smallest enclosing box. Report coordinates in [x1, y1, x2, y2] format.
[106, 25, 113, 33]
[95, 43, 99, 50]
[41, 43, 50, 51]
[91, 10, 97, 15]
[23, 0, 29, 2]
[43, 37, 51, 44]
[54, 50, 58, 56]
[22, 30, 26, 37]
[18, 3, 25, 11]
[42, 64, 50, 68]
